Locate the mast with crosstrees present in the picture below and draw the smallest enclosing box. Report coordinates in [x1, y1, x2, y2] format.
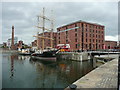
[33, 8, 54, 51]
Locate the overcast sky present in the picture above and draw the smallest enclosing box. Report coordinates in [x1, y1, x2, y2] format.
[1, 1, 119, 44]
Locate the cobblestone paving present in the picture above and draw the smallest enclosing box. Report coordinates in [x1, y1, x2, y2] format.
[72, 56, 118, 88]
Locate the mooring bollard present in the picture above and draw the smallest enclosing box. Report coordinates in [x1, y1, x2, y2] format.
[69, 84, 77, 90]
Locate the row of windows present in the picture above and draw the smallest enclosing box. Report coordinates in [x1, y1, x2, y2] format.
[58, 34, 103, 38]
[58, 38, 103, 44]
[85, 29, 104, 34]
[58, 29, 104, 36]
[58, 24, 104, 32]
[75, 43, 103, 49]
[87, 39, 104, 43]
[84, 24, 104, 29]
[58, 33, 103, 38]
[86, 33, 104, 38]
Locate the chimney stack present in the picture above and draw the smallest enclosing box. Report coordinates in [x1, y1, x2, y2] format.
[11, 25, 14, 50]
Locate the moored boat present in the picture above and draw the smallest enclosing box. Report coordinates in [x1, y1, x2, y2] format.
[31, 55, 56, 62]
[30, 49, 59, 61]
[18, 49, 35, 56]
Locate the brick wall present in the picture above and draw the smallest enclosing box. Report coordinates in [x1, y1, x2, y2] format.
[57, 20, 105, 51]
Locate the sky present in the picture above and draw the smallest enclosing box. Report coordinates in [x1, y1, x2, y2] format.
[1, 1, 119, 44]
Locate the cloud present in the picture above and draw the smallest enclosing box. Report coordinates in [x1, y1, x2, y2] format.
[1, 2, 118, 44]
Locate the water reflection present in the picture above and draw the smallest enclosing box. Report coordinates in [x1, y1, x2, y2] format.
[10, 55, 15, 78]
[3, 52, 97, 88]
[29, 58, 95, 88]
[9, 54, 31, 79]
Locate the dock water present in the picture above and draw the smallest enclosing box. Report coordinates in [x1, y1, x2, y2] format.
[65, 55, 118, 89]
[56, 52, 88, 61]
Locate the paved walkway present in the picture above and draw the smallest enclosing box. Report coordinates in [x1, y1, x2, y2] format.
[66, 55, 118, 89]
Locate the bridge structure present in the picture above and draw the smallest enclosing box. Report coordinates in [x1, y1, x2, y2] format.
[88, 51, 120, 56]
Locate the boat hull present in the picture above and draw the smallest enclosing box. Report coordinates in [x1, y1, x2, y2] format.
[31, 56, 56, 62]
[19, 53, 31, 56]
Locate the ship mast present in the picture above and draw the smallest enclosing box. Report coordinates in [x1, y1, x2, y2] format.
[42, 7, 45, 50]
[50, 10, 54, 48]
[37, 16, 40, 49]
[34, 8, 54, 50]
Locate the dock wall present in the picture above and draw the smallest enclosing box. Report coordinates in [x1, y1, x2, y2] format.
[56, 52, 88, 61]
[65, 56, 118, 89]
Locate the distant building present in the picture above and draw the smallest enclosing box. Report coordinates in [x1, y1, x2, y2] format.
[37, 32, 57, 49]
[57, 20, 105, 51]
[104, 41, 117, 49]
[118, 41, 120, 49]
[32, 40, 37, 47]
[7, 37, 18, 48]
[31, 40, 37, 50]
[17, 40, 23, 49]
[3, 42, 7, 48]
[0, 44, 3, 48]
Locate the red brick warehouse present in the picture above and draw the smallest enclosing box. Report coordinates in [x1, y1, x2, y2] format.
[37, 32, 57, 49]
[104, 41, 117, 49]
[57, 20, 105, 51]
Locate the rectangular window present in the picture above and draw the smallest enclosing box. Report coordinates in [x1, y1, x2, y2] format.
[90, 29, 91, 32]
[75, 38, 77, 42]
[90, 25, 91, 28]
[76, 44, 78, 48]
[90, 39, 91, 42]
[75, 29, 77, 32]
[66, 31, 68, 34]
[66, 40, 68, 43]
[75, 23, 77, 27]
[75, 33, 77, 37]
[86, 33, 87, 37]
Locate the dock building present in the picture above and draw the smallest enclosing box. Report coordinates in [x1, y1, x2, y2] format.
[32, 32, 57, 49]
[104, 41, 117, 49]
[57, 20, 105, 51]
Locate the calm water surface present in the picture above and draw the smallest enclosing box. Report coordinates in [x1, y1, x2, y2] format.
[2, 52, 96, 88]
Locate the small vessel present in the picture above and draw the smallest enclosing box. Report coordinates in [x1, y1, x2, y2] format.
[31, 55, 56, 62]
[31, 48, 59, 61]
[18, 49, 35, 55]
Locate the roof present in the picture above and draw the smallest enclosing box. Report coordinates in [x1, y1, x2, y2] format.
[105, 40, 117, 42]
[57, 20, 104, 28]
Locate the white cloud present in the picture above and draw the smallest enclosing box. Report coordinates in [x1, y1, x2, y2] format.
[1, 2, 118, 44]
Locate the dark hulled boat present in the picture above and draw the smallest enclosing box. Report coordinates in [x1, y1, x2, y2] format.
[31, 49, 59, 61]
[32, 50, 57, 57]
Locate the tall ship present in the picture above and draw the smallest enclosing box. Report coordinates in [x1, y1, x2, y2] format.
[31, 8, 59, 61]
